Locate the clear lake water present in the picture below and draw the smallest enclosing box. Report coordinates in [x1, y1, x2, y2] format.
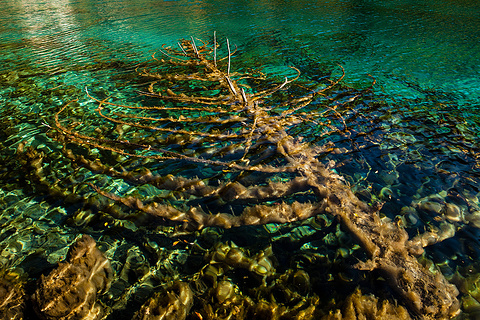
[1, 0, 480, 318]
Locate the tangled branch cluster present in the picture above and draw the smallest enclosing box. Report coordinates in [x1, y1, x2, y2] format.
[46, 36, 460, 319]
[53, 36, 347, 230]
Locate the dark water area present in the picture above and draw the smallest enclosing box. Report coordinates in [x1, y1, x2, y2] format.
[1, 0, 480, 319]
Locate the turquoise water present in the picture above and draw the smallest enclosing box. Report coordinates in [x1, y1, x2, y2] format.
[1, 0, 480, 319]
[2, 0, 480, 101]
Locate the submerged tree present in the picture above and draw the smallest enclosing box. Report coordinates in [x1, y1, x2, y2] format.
[22, 36, 460, 319]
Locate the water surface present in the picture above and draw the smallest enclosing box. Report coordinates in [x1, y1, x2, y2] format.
[1, 0, 480, 318]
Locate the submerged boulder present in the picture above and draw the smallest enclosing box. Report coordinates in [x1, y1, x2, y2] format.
[32, 234, 113, 320]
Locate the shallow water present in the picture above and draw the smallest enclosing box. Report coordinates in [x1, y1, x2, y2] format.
[1, 0, 480, 319]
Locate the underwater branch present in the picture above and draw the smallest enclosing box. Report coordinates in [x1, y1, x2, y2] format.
[28, 36, 462, 319]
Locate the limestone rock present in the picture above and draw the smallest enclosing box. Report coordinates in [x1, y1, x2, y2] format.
[32, 234, 113, 320]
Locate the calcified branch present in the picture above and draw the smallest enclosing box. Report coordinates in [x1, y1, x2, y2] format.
[213, 31, 217, 66]
[177, 42, 187, 56]
[241, 88, 248, 106]
[190, 36, 199, 58]
[225, 75, 237, 95]
[226, 38, 231, 75]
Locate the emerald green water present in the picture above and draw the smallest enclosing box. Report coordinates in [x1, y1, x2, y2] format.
[1, 0, 480, 318]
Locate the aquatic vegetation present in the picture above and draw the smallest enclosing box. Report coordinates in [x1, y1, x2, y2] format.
[9, 37, 464, 319]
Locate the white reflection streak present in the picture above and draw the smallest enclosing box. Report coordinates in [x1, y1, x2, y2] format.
[18, 0, 84, 70]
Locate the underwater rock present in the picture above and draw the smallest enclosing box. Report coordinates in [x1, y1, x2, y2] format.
[195, 268, 319, 320]
[118, 245, 150, 283]
[444, 203, 463, 222]
[466, 210, 480, 229]
[417, 200, 443, 215]
[412, 193, 466, 224]
[32, 234, 113, 320]
[207, 242, 276, 280]
[292, 269, 311, 296]
[461, 295, 480, 317]
[322, 288, 411, 320]
[0, 270, 24, 320]
[378, 170, 398, 186]
[192, 240, 322, 320]
[408, 222, 456, 252]
[451, 269, 480, 316]
[215, 280, 235, 304]
[132, 281, 193, 320]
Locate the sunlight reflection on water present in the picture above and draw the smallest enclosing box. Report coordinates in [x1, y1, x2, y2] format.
[1, 0, 479, 104]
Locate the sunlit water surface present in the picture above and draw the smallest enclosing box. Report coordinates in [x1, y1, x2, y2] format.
[1, 0, 480, 318]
